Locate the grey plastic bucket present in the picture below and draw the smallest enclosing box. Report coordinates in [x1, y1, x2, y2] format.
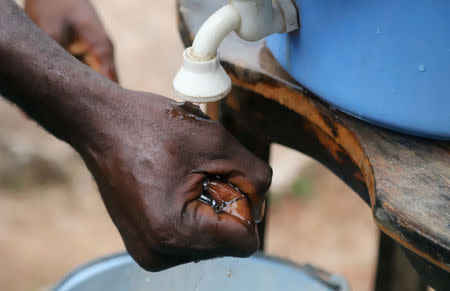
[53, 252, 350, 291]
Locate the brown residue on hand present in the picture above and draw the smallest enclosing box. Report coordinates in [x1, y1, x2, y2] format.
[166, 101, 212, 122]
[199, 177, 254, 228]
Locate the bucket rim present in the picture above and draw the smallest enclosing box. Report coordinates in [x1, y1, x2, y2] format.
[52, 252, 349, 291]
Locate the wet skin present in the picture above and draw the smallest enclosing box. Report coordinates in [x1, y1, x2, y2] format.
[0, 0, 272, 271]
[202, 178, 256, 230]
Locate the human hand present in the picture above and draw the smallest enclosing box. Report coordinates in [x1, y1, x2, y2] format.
[76, 91, 272, 271]
[25, 0, 118, 81]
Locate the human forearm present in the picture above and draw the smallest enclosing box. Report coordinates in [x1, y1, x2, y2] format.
[0, 0, 120, 147]
[0, 0, 273, 272]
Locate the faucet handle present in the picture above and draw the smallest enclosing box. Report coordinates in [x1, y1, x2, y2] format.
[277, 0, 300, 33]
[232, 0, 299, 41]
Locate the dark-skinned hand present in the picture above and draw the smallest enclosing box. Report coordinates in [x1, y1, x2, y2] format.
[1, 0, 272, 272]
[25, 0, 118, 81]
[77, 91, 272, 271]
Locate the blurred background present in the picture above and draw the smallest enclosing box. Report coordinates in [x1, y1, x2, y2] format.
[1, 0, 379, 290]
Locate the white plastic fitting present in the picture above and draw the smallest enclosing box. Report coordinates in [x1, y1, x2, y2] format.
[173, 0, 299, 103]
[173, 48, 232, 102]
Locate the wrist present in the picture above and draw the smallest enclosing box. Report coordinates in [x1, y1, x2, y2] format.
[71, 88, 170, 157]
[62, 81, 126, 152]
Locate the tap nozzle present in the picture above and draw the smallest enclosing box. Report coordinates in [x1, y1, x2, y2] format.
[173, 0, 299, 103]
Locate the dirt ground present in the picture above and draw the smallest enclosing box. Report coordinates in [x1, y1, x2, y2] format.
[0, 1, 379, 290]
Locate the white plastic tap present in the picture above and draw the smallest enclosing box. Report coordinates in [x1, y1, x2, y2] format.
[173, 0, 299, 103]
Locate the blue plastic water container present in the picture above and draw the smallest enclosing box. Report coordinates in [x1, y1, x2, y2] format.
[266, 0, 450, 140]
[53, 253, 349, 291]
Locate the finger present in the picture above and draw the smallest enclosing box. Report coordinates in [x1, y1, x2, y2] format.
[68, 38, 118, 82]
[84, 47, 119, 82]
[133, 249, 193, 272]
[81, 39, 117, 81]
[180, 201, 259, 258]
[196, 126, 272, 221]
[121, 217, 224, 272]
[132, 247, 223, 272]
[71, 5, 119, 82]
[27, 16, 69, 46]
[199, 156, 272, 223]
[203, 179, 254, 225]
[81, 34, 118, 82]
[122, 229, 193, 272]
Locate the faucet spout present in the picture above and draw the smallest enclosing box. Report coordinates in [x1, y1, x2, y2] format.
[191, 5, 241, 61]
[173, 0, 299, 103]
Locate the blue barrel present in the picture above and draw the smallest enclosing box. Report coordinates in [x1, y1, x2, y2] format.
[266, 0, 450, 140]
[53, 252, 349, 291]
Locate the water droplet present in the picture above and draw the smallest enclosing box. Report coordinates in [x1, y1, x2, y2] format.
[227, 269, 232, 278]
[417, 64, 426, 72]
